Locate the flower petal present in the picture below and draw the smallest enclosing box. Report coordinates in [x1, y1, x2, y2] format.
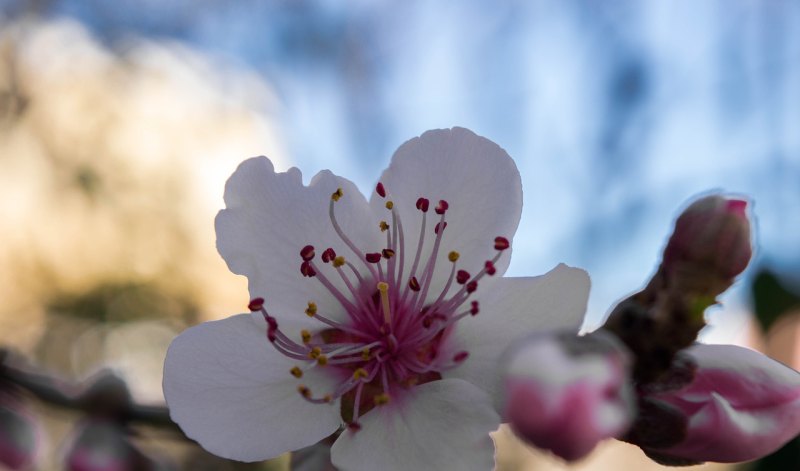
[216, 157, 382, 326]
[330, 379, 499, 471]
[371, 128, 522, 298]
[442, 264, 591, 407]
[651, 344, 800, 463]
[163, 314, 342, 462]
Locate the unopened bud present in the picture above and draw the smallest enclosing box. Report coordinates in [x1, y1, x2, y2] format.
[663, 195, 752, 281]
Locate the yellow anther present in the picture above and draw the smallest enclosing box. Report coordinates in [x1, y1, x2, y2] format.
[290, 366, 303, 378]
[377, 282, 392, 325]
[331, 187, 343, 202]
[374, 393, 391, 406]
[308, 346, 322, 359]
[353, 368, 369, 380]
[305, 302, 317, 317]
[448, 251, 460, 262]
[379, 221, 390, 232]
[298, 385, 311, 398]
[323, 394, 333, 403]
[333, 256, 346, 268]
[317, 355, 329, 366]
[385, 201, 394, 210]
[301, 330, 312, 344]
[361, 348, 371, 360]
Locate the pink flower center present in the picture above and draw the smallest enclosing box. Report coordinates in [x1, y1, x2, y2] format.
[250, 183, 509, 430]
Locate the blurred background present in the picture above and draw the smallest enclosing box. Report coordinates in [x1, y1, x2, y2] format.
[0, 0, 798, 469]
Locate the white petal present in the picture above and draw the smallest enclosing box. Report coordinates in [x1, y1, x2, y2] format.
[163, 314, 342, 462]
[442, 264, 590, 410]
[216, 157, 382, 327]
[330, 379, 499, 471]
[371, 128, 522, 298]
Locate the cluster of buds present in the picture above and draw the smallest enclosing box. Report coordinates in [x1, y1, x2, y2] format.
[501, 194, 800, 465]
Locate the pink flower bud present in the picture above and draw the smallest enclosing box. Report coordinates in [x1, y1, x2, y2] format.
[663, 195, 752, 280]
[644, 344, 800, 463]
[501, 331, 635, 461]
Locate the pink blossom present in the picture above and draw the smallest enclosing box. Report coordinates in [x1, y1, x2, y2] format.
[163, 128, 590, 470]
[501, 331, 634, 461]
[645, 344, 800, 463]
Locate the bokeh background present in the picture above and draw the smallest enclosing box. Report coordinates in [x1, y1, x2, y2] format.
[0, 1, 798, 470]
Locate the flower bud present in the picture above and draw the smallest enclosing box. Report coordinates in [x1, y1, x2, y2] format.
[501, 331, 635, 461]
[662, 195, 752, 282]
[641, 344, 800, 463]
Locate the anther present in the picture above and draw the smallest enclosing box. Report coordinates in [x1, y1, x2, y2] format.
[416, 197, 430, 212]
[290, 366, 303, 378]
[301, 330, 312, 344]
[300, 245, 315, 261]
[353, 368, 369, 380]
[317, 355, 328, 366]
[385, 201, 394, 210]
[435, 221, 447, 234]
[408, 276, 421, 292]
[448, 251, 460, 262]
[298, 385, 311, 398]
[331, 188, 343, 202]
[435, 200, 449, 215]
[453, 351, 470, 363]
[374, 393, 391, 406]
[323, 394, 333, 403]
[361, 348, 371, 360]
[376, 182, 386, 198]
[382, 249, 395, 259]
[333, 256, 346, 268]
[305, 302, 317, 317]
[485, 260, 497, 276]
[379, 221, 390, 232]
[366, 253, 382, 264]
[466, 280, 478, 293]
[456, 270, 470, 285]
[470, 301, 480, 316]
[308, 347, 322, 359]
[494, 236, 510, 251]
[248, 297, 264, 312]
[347, 422, 362, 432]
[321, 248, 336, 263]
[300, 261, 316, 277]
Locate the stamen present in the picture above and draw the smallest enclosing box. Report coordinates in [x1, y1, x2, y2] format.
[448, 251, 460, 262]
[300, 245, 315, 261]
[376, 182, 386, 198]
[305, 302, 318, 317]
[435, 200, 449, 215]
[374, 393, 391, 406]
[290, 366, 303, 378]
[248, 297, 264, 312]
[301, 330, 312, 344]
[385, 201, 394, 210]
[378, 281, 392, 325]
[322, 248, 336, 263]
[366, 253, 382, 264]
[494, 236, 510, 251]
[485, 260, 497, 276]
[456, 270, 470, 285]
[379, 221, 390, 232]
[331, 188, 343, 202]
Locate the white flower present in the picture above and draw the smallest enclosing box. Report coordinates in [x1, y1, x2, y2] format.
[163, 128, 590, 471]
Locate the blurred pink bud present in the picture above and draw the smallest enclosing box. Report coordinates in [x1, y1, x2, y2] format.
[646, 344, 800, 463]
[501, 331, 635, 461]
[66, 420, 153, 471]
[663, 195, 752, 280]
[0, 394, 38, 470]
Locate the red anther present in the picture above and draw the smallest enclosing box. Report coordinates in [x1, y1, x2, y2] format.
[266, 317, 278, 331]
[484, 260, 497, 276]
[376, 182, 386, 198]
[267, 331, 277, 342]
[466, 280, 478, 293]
[494, 236, 510, 251]
[434, 221, 447, 234]
[300, 245, 315, 261]
[248, 297, 264, 312]
[300, 261, 316, 277]
[470, 301, 479, 315]
[416, 197, 430, 212]
[453, 351, 469, 363]
[347, 422, 362, 432]
[456, 270, 471, 285]
[321, 248, 336, 263]
[366, 253, 382, 263]
[408, 276, 421, 291]
[435, 200, 449, 215]
[382, 248, 396, 259]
